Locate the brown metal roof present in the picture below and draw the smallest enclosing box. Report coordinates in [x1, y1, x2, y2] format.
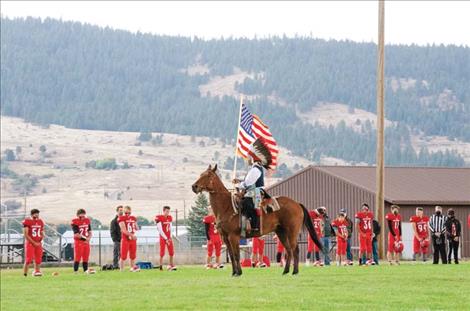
[271, 166, 470, 205]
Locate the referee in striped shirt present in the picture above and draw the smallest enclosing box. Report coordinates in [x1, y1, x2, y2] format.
[429, 205, 448, 264]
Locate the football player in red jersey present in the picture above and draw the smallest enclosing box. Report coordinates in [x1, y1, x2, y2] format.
[306, 208, 324, 266]
[22, 209, 44, 277]
[251, 237, 266, 268]
[410, 207, 430, 262]
[71, 209, 94, 273]
[156, 206, 176, 271]
[386, 205, 402, 265]
[119, 206, 140, 272]
[355, 203, 375, 265]
[203, 207, 224, 269]
[332, 212, 349, 266]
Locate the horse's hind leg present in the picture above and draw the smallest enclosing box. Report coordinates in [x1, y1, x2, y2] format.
[286, 228, 300, 275]
[293, 244, 300, 275]
[276, 228, 292, 275]
[222, 234, 236, 276]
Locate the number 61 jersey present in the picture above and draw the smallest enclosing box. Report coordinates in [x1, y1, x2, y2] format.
[22, 217, 45, 242]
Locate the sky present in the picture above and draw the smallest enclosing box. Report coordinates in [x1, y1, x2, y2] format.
[1, 1, 469, 46]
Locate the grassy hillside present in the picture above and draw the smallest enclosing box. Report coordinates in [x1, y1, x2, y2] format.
[0, 117, 311, 223]
[1, 17, 469, 166]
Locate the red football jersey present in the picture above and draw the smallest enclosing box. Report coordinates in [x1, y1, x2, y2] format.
[22, 218, 44, 242]
[71, 217, 91, 241]
[386, 213, 401, 235]
[309, 211, 323, 236]
[155, 215, 172, 239]
[410, 215, 429, 236]
[118, 214, 138, 239]
[355, 211, 374, 233]
[203, 215, 219, 237]
[332, 219, 348, 241]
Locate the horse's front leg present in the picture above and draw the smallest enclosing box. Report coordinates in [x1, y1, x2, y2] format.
[229, 234, 242, 276]
[222, 234, 236, 276]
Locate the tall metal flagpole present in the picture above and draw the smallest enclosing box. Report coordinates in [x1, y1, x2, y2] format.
[376, 0, 386, 259]
[232, 95, 244, 180]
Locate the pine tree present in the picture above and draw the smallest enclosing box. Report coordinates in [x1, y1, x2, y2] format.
[187, 193, 209, 238]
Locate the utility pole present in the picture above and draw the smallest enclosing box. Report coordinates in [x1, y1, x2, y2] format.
[175, 209, 178, 237]
[376, 0, 386, 259]
[23, 188, 27, 218]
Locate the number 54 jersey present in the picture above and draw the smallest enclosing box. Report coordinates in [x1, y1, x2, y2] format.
[22, 218, 45, 242]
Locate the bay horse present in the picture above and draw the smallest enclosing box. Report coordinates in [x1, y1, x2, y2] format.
[192, 164, 322, 276]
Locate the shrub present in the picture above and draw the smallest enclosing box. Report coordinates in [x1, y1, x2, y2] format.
[137, 131, 152, 142]
[86, 158, 117, 170]
[4, 149, 16, 161]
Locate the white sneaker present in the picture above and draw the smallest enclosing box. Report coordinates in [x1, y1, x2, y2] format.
[205, 264, 212, 270]
[32, 271, 42, 277]
[217, 264, 225, 269]
[130, 266, 141, 272]
[167, 265, 177, 271]
[85, 269, 96, 274]
[258, 262, 267, 268]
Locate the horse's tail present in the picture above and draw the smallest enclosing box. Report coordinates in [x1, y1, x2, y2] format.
[300, 203, 323, 252]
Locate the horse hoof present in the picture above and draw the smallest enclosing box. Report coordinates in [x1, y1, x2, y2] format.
[282, 271, 290, 275]
[233, 274, 241, 278]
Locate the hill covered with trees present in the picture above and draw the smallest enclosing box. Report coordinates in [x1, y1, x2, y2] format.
[1, 17, 469, 167]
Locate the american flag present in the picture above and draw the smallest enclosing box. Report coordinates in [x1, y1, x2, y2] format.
[236, 102, 279, 169]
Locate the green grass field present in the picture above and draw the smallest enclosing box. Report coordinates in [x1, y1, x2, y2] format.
[1, 263, 469, 310]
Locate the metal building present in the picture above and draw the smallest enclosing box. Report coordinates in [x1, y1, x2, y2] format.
[266, 166, 470, 259]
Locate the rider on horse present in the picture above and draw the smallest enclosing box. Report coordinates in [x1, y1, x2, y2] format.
[233, 138, 272, 233]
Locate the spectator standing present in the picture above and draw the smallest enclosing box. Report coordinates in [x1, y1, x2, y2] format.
[318, 207, 332, 266]
[445, 209, 461, 264]
[429, 206, 447, 264]
[110, 205, 123, 269]
[371, 219, 381, 265]
[341, 208, 354, 265]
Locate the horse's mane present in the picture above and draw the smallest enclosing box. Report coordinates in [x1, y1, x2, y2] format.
[210, 170, 230, 194]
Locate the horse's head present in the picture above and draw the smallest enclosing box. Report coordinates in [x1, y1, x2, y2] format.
[192, 164, 220, 194]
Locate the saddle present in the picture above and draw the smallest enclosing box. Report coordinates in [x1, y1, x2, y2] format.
[231, 189, 280, 215]
[231, 189, 281, 238]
